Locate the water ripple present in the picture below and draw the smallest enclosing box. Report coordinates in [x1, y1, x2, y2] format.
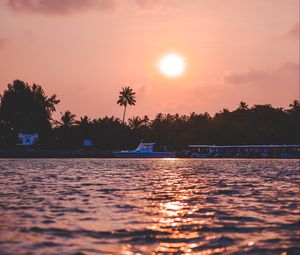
[0, 159, 299, 254]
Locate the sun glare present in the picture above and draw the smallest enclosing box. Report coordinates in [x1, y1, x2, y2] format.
[158, 53, 186, 77]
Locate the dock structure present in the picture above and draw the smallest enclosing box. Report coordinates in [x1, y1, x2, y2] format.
[188, 144, 300, 158]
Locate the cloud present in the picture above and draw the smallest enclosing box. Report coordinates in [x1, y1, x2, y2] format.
[135, 0, 160, 10]
[4, 0, 173, 15]
[224, 68, 268, 84]
[6, 0, 116, 15]
[0, 38, 8, 49]
[137, 83, 152, 96]
[287, 22, 299, 40]
[134, 0, 174, 13]
[138, 85, 147, 93]
[224, 62, 299, 85]
[280, 62, 299, 72]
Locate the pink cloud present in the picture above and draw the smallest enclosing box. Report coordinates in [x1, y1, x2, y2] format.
[135, 0, 160, 10]
[280, 62, 300, 72]
[6, 0, 116, 15]
[287, 22, 299, 40]
[0, 38, 8, 49]
[224, 62, 299, 85]
[134, 0, 174, 13]
[224, 68, 268, 84]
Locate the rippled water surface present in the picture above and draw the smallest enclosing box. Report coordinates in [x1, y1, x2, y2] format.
[0, 159, 299, 255]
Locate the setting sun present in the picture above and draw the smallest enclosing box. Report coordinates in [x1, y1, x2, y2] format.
[157, 53, 186, 77]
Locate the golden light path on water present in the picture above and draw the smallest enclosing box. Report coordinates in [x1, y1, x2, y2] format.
[117, 159, 299, 254]
[0, 159, 299, 254]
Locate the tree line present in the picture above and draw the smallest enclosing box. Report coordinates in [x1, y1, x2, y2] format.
[0, 80, 299, 150]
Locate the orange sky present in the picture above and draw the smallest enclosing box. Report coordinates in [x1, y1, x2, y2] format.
[0, 0, 299, 120]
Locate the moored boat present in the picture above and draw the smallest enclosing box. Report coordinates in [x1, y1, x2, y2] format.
[113, 142, 175, 158]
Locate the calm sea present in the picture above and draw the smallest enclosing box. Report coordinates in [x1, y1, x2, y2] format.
[0, 159, 299, 255]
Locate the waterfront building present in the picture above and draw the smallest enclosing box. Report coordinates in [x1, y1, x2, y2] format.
[17, 133, 39, 146]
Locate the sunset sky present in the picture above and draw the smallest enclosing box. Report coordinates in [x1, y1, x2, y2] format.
[0, 0, 299, 120]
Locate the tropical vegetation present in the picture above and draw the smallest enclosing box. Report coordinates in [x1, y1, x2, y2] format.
[0, 80, 299, 150]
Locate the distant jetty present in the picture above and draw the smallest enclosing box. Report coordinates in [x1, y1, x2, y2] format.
[185, 144, 300, 159]
[1, 144, 299, 158]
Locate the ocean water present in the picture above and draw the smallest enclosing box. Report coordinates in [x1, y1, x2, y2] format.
[0, 159, 299, 255]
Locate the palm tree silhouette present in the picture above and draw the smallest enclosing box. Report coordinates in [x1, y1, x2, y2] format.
[59, 110, 76, 128]
[128, 116, 142, 129]
[117, 86, 136, 124]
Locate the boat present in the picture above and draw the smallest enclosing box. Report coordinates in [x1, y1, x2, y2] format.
[113, 142, 175, 158]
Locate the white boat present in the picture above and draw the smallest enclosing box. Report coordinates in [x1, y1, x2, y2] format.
[113, 142, 175, 158]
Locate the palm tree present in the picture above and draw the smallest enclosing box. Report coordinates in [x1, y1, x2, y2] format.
[128, 116, 143, 129]
[59, 110, 76, 128]
[142, 115, 150, 127]
[288, 100, 300, 113]
[238, 101, 249, 111]
[117, 86, 136, 124]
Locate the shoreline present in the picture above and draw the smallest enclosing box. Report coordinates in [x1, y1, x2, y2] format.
[0, 149, 299, 159]
[0, 149, 113, 158]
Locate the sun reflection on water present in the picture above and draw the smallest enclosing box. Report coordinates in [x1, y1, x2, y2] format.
[136, 167, 222, 255]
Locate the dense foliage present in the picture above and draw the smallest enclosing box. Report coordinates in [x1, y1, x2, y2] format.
[0, 80, 299, 149]
[0, 80, 59, 145]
